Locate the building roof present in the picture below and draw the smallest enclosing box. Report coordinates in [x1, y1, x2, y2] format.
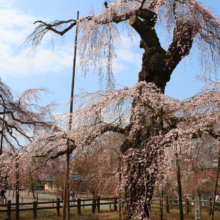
[44, 175, 83, 182]
[44, 176, 57, 181]
[71, 175, 83, 180]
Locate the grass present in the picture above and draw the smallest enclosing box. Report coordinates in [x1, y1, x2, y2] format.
[1, 205, 220, 219]
[0, 207, 119, 220]
[150, 205, 220, 220]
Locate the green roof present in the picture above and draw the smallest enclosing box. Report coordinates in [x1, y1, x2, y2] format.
[71, 175, 83, 180]
[43, 176, 57, 181]
[44, 175, 83, 182]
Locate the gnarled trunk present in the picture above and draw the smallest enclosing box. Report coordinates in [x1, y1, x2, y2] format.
[121, 9, 197, 220]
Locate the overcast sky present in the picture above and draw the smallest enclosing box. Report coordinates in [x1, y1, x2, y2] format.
[0, 0, 220, 114]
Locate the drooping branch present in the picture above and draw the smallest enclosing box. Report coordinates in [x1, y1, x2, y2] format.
[100, 124, 125, 134]
[33, 19, 76, 36]
[166, 21, 199, 69]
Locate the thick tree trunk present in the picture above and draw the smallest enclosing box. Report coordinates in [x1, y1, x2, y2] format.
[122, 8, 197, 220]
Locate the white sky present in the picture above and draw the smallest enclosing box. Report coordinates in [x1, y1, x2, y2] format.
[0, 0, 220, 113]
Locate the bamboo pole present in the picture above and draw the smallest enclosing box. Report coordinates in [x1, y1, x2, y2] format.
[211, 146, 220, 220]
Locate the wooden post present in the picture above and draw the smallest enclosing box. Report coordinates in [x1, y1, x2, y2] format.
[110, 204, 111, 211]
[119, 156, 122, 220]
[52, 199, 54, 207]
[33, 201, 37, 219]
[165, 196, 169, 213]
[63, 9, 80, 220]
[208, 197, 211, 216]
[176, 151, 184, 220]
[0, 107, 5, 155]
[92, 199, 96, 213]
[7, 200, 11, 220]
[77, 198, 81, 215]
[15, 156, 19, 220]
[37, 193, 38, 202]
[185, 198, 188, 214]
[21, 197, 23, 206]
[83, 200, 85, 209]
[160, 190, 163, 220]
[56, 198, 60, 217]
[114, 197, 117, 211]
[97, 196, 100, 213]
[211, 147, 220, 220]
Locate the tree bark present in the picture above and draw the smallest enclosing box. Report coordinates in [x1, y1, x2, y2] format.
[122, 8, 197, 220]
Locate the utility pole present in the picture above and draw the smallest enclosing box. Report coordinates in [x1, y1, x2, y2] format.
[63, 11, 79, 220]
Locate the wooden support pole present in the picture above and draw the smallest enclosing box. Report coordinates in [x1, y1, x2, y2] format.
[56, 198, 60, 217]
[97, 196, 100, 213]
[0, 107, 5, 155]
[7, 200, 11, 220]
[160, 189, 163, 220]
[175, 150, 184, 220]
[33, 201, 37, 219]
[92, 199, 96, 213]
[208, 197, 211, 216]
[185, 198, 188, 214]
[15, 156, 19, 220]
[211, 146, 220, 220]
[165, 196, 169, 213]
[52, 199, 54, 207]
[114, 197, 117, 211]
[77, 198, 81, 215]
[62, 11, 80, 220]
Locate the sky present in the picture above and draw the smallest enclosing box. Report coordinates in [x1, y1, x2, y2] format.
[0, 0, 220, 114]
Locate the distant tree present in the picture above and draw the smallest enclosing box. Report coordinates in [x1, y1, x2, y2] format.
[0, 78, 55, 154]
[0, 78, 56, 187]
[171, 134, 219, 197]
[72, 133, 123, 198]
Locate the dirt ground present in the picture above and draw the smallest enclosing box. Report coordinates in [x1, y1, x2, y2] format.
[1, 206, 220, 219]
